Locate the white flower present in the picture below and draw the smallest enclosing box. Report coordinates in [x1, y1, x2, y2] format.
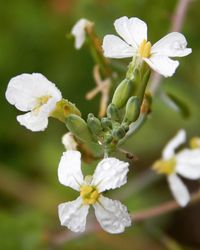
[153, 130, 200, 207]
[71, 18, 92, 49]
[5, 73, 62, 132]
[58, 150, 131, 233]
[62, 132, 78, 151]
[102, 16, 192, 77]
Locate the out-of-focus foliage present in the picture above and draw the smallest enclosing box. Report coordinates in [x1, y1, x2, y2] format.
[0, 0, 200, 249]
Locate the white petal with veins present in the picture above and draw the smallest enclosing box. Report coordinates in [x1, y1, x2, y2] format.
[58, 196, 89, 233]
[58, 150, 83, 191]
[91, 157, 129, 192]
[93, 195, 131, 234]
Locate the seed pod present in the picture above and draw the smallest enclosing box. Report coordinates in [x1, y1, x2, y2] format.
[123, 96, 140, 125]
[107, 103, 120, 121]
[112, 79, 134, 109]
[87, 113, 102, 135]
[65, 114, 94, 142]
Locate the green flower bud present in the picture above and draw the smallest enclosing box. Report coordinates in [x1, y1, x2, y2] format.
[87, 113, 103, 135]
[112, 126, 126, 141]
[112, 79, 134, 109]
[65, 114, 94, 143]
[101, 117, 112, 130]
[107, 103, 120, 121]
[123, 96, 140, 125]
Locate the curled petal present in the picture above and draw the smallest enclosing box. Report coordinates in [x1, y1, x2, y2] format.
[167, 174, 190, 207]
[58, 196, 89, 233]
[58, 150, 83, 191]
[102, 35, 136, 58]
[91, 157, 129, 192]
[114, 16, 147, 47]
[71, 19, 91, 49]
[93, 195, 131, 234]
[162, 129, 186, 160]
[17, 112, 48, 132]
[176, 149, 200, 180]
[5, 73, 61, 112]
[144, 55, 179, 77]
[152, 32, 192, 57]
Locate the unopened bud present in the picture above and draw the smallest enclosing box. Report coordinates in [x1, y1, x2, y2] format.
[112, 79, 134, 109]
[123, 96, 140, 125]
[87, 113, 102, 135]
[112, 126, 126, 140]
[107, 103, 120, 121]
[101, 117, 112, 130]
[65, 114, 94, 143]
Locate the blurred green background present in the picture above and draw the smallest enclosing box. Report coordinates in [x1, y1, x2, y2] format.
[0, 0, 200, 249]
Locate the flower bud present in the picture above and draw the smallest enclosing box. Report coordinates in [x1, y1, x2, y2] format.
[101, 117, 112, 130]
[123, 96, 140, 125]
[107, 103, 120, 121]
[112, 79, 134, 109]
[87, 113, 103, 135]
[112, 126, 126, 141]
[65, 114, 94, 143]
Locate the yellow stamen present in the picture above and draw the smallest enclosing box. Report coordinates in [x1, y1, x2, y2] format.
[190, 137, 200, 149]
[138, 39, 152, 58]
[153, 158, 176, 175]
[80, 185, 100, 205]
[34, 95, 52, 113]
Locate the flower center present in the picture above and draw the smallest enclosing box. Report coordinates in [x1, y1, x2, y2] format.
[190, 137, 200, 149]
[80, 185, 100, 205]
[153, 158, 176, 175]
[138, 39, 152, 58]
[33, 95, 52, 113]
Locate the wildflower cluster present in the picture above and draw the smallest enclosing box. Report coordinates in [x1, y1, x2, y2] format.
[5, 16, 200, 234]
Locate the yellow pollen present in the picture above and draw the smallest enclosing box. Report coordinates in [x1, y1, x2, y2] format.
[138, 39, 152, 58]
[190, 137, 200, 149]
[153, 158, 176, 176]
[80, 185, 100, 205]
[33, 95, 52, 113]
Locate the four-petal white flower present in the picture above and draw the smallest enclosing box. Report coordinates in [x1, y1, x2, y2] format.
[102, 16, 192, 77]
[71, 18, 92, 49]
[5, 73, 62, 132]
[153, 130, 200, 207]
[58, 150, 131, 233]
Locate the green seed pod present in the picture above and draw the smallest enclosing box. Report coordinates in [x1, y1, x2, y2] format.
[112, 79, 134, 109]
[112, 127, 126, 141]
[123, 96, 140, 125]
[65, 114, 94, 142]
[101, 117, 112, 130]
[87, 113, 103, 135]
[107, 103, 120, 121]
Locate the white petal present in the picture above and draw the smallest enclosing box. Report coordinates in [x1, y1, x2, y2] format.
[58, 196, 89, 233]
[91, 157, 129, 192]
[5, 73, 62, 112]
[144, 55, 179, 77]
[167, 174, 190, 207]
[62, 132, 78, 151]
[17, 112, 48, 132]
[162, 129, 186, 160]
[176, 149, 200, 180]
[102, 35, 136, 58]
[58, 150, 84, 191]
[114, 16, 147, 47]
[152, 32, 192, 57]
[71, 19, 91, 49]
[93, 195, 131, 234]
